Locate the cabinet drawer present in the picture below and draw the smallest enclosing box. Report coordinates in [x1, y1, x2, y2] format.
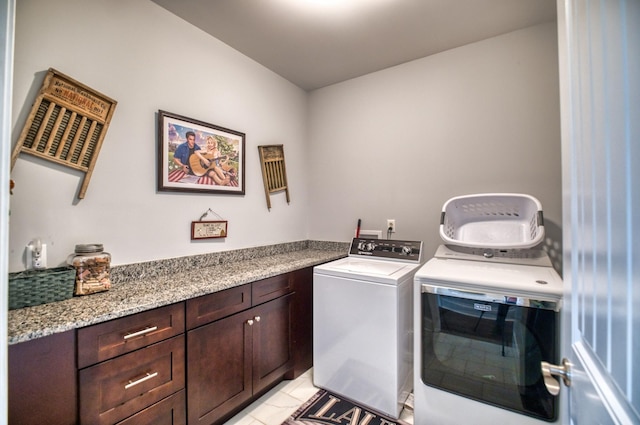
[80, 335, 185, 425]
[186, 284, 251, 329]
[252, 274, 292, 306]
[117, 389, 186, 425]
[78, 303, 185, 368]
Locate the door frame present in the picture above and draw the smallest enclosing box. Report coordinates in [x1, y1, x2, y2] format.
[1, 2, 16, 425]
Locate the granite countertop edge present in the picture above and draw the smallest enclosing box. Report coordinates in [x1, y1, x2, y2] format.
[8, 242, 348, 345]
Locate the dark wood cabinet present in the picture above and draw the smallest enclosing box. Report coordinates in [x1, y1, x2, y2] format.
[251, 272, 291, 305]
[79, 335, 186, 425]
[186, 284, 251, 329]
[78, 303, 186, 425]
[9, 268, 313, 425]
[77, 302, 185, 368]
[8, 330, 78, 425]
[186, 275, 294, 425]
[187, 307, 253, 424]
[251, 294, 294, 394]
[289, 266, 314, 379]
[116, 390, 186, 425]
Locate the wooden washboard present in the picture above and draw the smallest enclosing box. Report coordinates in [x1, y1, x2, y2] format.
[10, 68, 117, 200]
[258, 145, 290, 210]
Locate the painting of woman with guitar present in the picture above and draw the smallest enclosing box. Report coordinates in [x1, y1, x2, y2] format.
[158, 110, 245, 194]
[189, 136, 232, 185]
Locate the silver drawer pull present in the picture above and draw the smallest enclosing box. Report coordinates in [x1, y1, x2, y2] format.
[123, 326, 158, 340]
[125, 372, 158, 390]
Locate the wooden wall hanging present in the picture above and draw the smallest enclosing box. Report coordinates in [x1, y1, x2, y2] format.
[258, 145, 290, 210]
[10, 68, 117, 200]
[191, 208, 228, 240]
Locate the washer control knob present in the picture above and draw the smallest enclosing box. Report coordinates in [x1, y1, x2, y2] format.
[402, 246, 412, 255]
[483, 250, 494, 258]
[358, 241, 376, 251]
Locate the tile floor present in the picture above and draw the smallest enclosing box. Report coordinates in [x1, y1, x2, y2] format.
[225, 368, 415, 425]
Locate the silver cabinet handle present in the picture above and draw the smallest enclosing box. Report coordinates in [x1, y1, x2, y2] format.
[124, 372, 158, 390]
[254, 316, 261, 322]
[123, 326, 158, 340]
[541, 358, 571, 396]
[247, 319, 254, 326]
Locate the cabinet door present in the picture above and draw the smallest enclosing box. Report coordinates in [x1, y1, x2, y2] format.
[187, 309, 254, 425]
[252, 293, 294, 395]
[9, 330, 77, 425]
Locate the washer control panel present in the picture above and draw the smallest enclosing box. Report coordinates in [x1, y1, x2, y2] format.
[349, 238, 423, 263]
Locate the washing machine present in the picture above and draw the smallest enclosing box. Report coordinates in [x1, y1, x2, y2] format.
[313, 237, 423, 419]
[413, 245, 563, 424]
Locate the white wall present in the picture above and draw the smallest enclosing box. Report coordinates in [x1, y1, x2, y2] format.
[8, 0, 309, 271]
[307, 22, 562, 261]
[8, 2, 562, 272]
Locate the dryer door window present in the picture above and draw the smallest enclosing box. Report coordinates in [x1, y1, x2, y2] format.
[420, 290, 558, 421]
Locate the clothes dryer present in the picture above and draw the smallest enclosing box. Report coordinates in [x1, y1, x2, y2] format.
[413, 245, 563, 425]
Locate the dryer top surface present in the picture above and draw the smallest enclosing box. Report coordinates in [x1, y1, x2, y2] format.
[414, 256, 563, 299]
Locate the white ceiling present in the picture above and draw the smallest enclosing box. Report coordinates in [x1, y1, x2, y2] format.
[150, 0, 557, 91]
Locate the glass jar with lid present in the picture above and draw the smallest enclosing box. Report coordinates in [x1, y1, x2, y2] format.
[67, 244, 111, 295]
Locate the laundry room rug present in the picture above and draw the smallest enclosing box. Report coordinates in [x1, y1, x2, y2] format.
[282, 389, 410, 425]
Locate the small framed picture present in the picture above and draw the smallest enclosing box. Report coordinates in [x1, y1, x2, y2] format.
[191, 221, 228, 240]
[157, 110, 245, 195]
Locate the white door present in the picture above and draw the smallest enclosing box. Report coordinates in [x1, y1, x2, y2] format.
[558, 0, 639, 423]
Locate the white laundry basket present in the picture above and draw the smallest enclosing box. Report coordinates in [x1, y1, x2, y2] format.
[439, 193, 544, 249]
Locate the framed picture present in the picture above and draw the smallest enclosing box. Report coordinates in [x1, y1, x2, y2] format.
[157, 110, 245, 194]
[191, 220, 228, 240]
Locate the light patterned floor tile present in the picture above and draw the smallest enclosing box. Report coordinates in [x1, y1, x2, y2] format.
[224, 412, 264, 425]
[224, 368, 414, 425]
[279, 370, 318, 403]
[400, 408, 414, 424]
[245, 390, 303, 425]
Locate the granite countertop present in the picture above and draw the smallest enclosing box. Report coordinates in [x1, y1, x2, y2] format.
[8, 241, 348, 345]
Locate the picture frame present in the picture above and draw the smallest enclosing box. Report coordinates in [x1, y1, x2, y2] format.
[157, 110, 245, 194]
[191, 220, 228, 240]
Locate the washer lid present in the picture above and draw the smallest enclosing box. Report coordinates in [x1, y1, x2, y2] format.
[414, 257, 563, 300]
[333, 258, 409, 275]
[314, 257, 420, 285]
